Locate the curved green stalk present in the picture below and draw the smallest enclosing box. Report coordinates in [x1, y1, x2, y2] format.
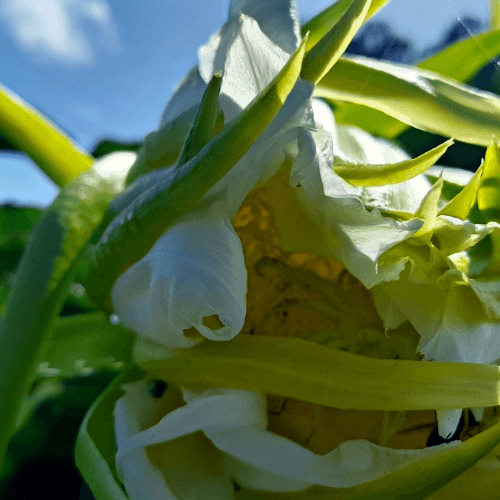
[0, 84, 93, 186]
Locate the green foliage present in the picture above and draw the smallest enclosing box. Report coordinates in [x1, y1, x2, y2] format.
[0, 204, 42, 276]
[1, 371, 116, 498]
[92, 140, 141, 159]
[0, 159, 130, 471]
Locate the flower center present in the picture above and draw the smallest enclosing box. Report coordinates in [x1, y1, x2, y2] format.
[231, 169, 437, 453]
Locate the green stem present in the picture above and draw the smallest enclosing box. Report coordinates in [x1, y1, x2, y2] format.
[0, 84, 93, 186]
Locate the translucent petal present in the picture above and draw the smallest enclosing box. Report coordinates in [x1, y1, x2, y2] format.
[159, 67, 206, 129]
[218, 15, 290, 122]
[112, 204, 247, 348]
[437, 409, 463, 439]
[200, 0, 300, 83]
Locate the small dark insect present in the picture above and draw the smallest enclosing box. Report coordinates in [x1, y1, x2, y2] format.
[147, 379, 169, 398]
[426, 410, 478, 447]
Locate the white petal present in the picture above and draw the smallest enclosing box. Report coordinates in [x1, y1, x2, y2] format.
[114, 383, 179, 500]
[93, 151, 138, 183]
[116, 386, 460, 493]
[112, 204, 247, 348]
[290, 127, 424, 288]
[437, 409, 463, 439]
[200, 0, 299, 83]
[116, 388, 266, 462]
[228, 0, 300, 55]
[218, 15, 290, 122]
[471, 407, 485, 422]
[115, 381, 234, 500]
[372, 286, 406, 331]
[159, 66, 207, 128]
[426, 165, 474, 186]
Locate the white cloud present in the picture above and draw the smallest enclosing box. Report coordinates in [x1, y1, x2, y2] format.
[0, 0, 122, 64]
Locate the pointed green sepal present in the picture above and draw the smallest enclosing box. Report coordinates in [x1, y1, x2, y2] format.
[301, 0, 390, 52]
[301, 0, 371, 84]
[333, 139, 453, 187]
[438, 162, 483, 220]
[478, 141, 500, 221]
[177, 73, 224, 166]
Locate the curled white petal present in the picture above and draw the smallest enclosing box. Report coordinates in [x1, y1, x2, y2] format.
[112, 204, 247, 348]
[114, 383, 179, 500]
[116, 385, 460, 495]
[115, 382, 234, 500]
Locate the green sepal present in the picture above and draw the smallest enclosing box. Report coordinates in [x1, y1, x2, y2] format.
[409, 177, 443, 244]
[86, 38, 307, 310]
[476, 141, 500, 274]
[301, 0, 371, 84]
[177, 73, 224, 166]
[478, 141, 500, 221]
[333, 139, 453, 187]
[332, 29, 500, 138]
[0, 84, 93, 187]
[137, 335, 500, 411]
[0, 160, 130, 471]
[75, 366, 145, 500]
[438, 162, 483, 220]
[301, 0, 390, 52]
[493, 0, 500, 31]
[92, 140, 141, 159]
[315, 55, 500, 147]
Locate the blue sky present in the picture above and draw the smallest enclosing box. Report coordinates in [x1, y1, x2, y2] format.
[0, 0, 490, 207]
